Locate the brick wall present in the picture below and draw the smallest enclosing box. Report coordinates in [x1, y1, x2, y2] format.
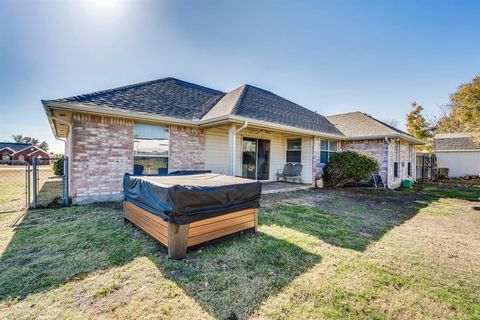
[388, 139, 415, 188]
[340, 139, 389, 184]
[169, 125, 205, 172]
[70, 113, 133, 204]
[312, 137, 323, 186]
[339, 138, 416, 188]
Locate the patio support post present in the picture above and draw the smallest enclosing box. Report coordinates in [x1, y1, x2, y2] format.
[228, 124, 236, 176]
[228, 121, 248, 177]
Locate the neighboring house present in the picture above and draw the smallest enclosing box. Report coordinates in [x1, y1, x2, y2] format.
[434, 133, 480, 177]
[0, 142, 50, 164]
[42, 77, 423, 204]
[326, 112, 423, 188]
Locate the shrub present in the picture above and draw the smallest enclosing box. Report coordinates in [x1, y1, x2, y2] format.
[325, 151, 379, 187]
[52, 155, 65, 176]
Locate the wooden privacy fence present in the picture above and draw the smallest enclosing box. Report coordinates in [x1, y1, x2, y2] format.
[416, 153, 437, 182]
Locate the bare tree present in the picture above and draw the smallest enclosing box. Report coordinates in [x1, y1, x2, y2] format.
[382, 118, 399, 128]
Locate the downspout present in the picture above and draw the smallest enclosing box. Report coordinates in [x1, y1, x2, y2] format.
[235, 121, 249, 134]
[384, 136, 391, 189]
[229, 121, 248, 177]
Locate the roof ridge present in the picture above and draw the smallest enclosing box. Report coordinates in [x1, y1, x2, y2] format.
[361, 112, 412, 136]
[326, 111, 363, 118]
[230, 85, 248, 114]
[239, 84, 328, 118]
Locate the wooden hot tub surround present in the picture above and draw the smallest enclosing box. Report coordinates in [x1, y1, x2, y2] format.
[124, 201, 258, 259]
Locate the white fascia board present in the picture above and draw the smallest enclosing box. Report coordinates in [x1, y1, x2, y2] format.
[345, 134, 424, 145]
[44, 101, 198, 126]
[43, 101, 346, 140]
[225, 115, 346, 139]
[12, 145, 38, 155]
[27, 148, 49, 157]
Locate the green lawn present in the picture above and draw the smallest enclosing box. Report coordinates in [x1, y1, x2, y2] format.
[0, 185, 479, 319]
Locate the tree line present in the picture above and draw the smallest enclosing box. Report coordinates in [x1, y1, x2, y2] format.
[406, 75, 480, 151]
[11, 135, 49, 151]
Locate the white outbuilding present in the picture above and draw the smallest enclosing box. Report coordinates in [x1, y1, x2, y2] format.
[434, 133, 480, 178]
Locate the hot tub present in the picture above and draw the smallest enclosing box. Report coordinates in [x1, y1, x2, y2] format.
[123, 173, 261, 259]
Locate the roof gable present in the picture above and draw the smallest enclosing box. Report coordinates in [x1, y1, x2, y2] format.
[203, 85, 343, 135]
[12, 145, 46, 155]
[202, 85, 246, 120]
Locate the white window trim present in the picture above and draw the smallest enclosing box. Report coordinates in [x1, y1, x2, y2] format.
[320, 139, 338, 164]
[133, 123, 170, 174]
[286, 137, 302, 163]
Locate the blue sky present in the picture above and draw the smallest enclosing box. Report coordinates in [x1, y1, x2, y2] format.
[1, 0, 479, 153]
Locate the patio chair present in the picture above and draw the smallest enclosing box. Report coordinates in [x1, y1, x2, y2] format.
[276, 163, 303, 183]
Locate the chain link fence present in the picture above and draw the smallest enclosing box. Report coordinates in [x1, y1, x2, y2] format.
[0, 157, 69, 213]
[0, 160, 30, 213]
[32, 157, 69, 208]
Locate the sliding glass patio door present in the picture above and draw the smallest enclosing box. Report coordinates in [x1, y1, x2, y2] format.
[242, 138, 270, 180]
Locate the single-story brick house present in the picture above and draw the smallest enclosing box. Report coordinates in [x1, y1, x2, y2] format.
[42, 77, 423, 204]
[326, 112, 423, 188]
[434, 133, 480, 177]
[0, 142, 50, 165]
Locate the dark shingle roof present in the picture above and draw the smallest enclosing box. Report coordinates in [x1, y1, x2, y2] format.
[234, 86, 342, 134]
[434, 133, 480, 151]
[51, 78, 225, 120]
[46, 78, 342, 136]
[203, 85, 342, 135]
[0, 142, 32, 152]
[326, 112, 420, 141]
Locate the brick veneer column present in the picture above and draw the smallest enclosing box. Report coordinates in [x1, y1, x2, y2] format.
[169, 125, 205, 172]
[312, 136, 323, 186]
[71, 113, 133, 204]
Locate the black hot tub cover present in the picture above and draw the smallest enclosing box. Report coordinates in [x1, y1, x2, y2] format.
[123, 173, 262, 224]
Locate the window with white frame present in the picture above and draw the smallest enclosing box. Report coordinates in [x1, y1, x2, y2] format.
[407, 144, 413, 176]
[320, 140, 337, 164]
[286, 138, 302, 163]
[393, 140, 400, 178]
[133, 123, 169, 175]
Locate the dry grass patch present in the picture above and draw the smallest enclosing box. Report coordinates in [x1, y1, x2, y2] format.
[0, 185, 479, 319]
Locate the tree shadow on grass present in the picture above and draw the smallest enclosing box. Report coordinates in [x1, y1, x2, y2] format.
[261, 187, 450, 251]
[0, 202, 320, 319]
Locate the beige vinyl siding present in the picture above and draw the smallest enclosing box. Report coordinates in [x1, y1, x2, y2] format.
[205, 126, 229, 174]
[205, 125, 314, 183]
